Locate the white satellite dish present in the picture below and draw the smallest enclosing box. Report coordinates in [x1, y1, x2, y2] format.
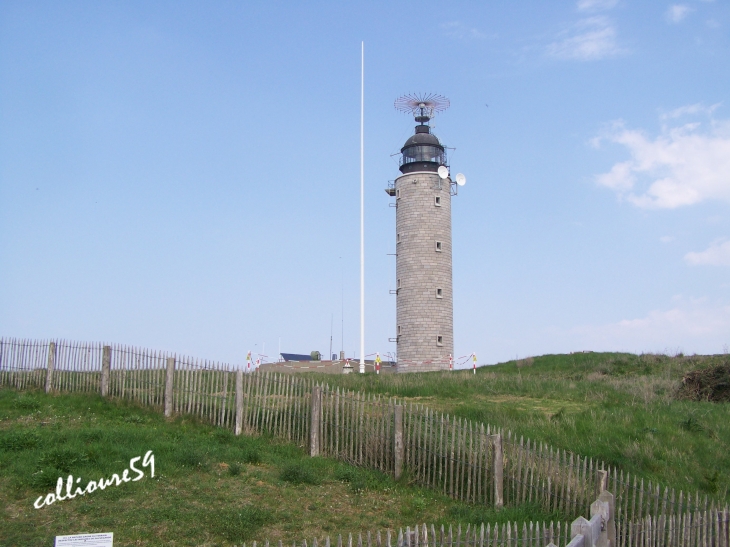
[456, 173, 466, 186]
[437, 165, 449, 179]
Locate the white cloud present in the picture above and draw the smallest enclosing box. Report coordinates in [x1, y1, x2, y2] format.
[595, 161, 635, 191]
[440, 21, 490, 40]
[660, 102, 720, 120]
[666, 5, 694, 23]
[685, 239, 730, 266]
[547, 17, 624, 60]
[577, 0, 618, 12]
[593, 111, 730, 208]
[568, 297, 730, 353]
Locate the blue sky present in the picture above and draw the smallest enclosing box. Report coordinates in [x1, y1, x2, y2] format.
[1, 0, 729, 368]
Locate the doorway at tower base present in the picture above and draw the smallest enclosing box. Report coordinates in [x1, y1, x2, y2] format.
[396, 357, 452, 373]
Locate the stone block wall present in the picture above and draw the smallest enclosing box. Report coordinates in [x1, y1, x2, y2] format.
[394, 171, 453, 373]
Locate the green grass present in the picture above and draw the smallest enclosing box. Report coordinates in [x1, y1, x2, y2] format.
[4, 351, 728, 546]
[315, 352, 730, 501]
[0, 388, 566, 547]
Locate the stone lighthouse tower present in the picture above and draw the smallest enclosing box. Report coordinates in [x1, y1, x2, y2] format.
[387, 94, 464, 373]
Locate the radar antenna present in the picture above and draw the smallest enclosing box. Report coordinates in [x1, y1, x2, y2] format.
[394, 93, 450, 123]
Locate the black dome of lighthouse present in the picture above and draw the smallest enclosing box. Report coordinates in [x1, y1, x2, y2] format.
[399, 124, 446, 174]
[402, 128, 441, 148]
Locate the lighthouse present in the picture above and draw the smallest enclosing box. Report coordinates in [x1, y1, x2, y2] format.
[387, 94, 464, 373]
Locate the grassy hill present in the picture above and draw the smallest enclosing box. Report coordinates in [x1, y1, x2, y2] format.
[1, 351, 728, 546]
[0, 389, 561, 547]
[313, 352, 730, 500]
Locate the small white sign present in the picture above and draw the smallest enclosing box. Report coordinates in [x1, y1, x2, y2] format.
[55, 532, 113, 546]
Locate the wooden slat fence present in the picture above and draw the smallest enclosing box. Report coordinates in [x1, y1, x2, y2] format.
[0, 338, 49, 390]
[316, 391, 499, 506]
[51, 340, 104, 394]
[503, 434, 598, 520]
[608, 473, 726, 547]
[2, 336, 729, 547]
[240, 522, 571, 547]
[319, 387, 395, 474]
[239, 372, 312, 445]
[500, 432, 728, 547]
[242, 504, 729, 547]
[173, 356, 236, 429]
[623, 509, 730, 547]
[108, 343, 167, 407]
[404, 404, 498, 507]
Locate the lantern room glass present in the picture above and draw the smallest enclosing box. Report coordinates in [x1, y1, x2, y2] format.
[400, 145, 446, 168]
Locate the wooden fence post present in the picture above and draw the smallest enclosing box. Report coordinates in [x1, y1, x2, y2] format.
[310, 385, 322, 457]
[493, 432, 504, 509]
[100, 345, 111, 397]
[594, 470, 614, 547]
[165, 357, 175, 418]
[45, 341, 56, 394]
[596, 469, 608, 497]
[598, 489, 616, 547]
[590, 499, 610, 547]
[570, 517, 591, 547]
[235, 369, 244, 436]
[394, 404, 404, 480]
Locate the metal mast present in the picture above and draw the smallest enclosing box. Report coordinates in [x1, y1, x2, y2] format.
[359, 41, 365, 374]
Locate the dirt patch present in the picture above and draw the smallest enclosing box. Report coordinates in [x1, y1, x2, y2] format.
[478, 395, 587, 417]
[404, 394, 588, 418]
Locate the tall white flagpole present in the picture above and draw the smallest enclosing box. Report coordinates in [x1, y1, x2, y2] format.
[359, 41, 365, 374]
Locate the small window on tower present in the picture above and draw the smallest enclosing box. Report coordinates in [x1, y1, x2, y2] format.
[397, 278, 401, 289]
[398, 325, 402, 335]
[397, 233, 401, 243]
[435, 241, 442, 252]
[435, 196, 441, 206]
[396, 189, 400, 198]
[436, 288, 443, 298]
[436, 335, 444, 346]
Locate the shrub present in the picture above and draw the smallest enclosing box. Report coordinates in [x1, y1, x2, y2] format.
[280, 462, 320, 485]
[334, 464, 388, 494]
[213, 429, 234, 444]
[242, 449, 262, 465]
[333, 465, 358, 483]
[29, 467, 64, 490]
[676, 363, 730, 402]
[38, 448, 87, 473]
[550, 408, 566, 422]
[0, 430, 41, 451]
[15, 396, 41, 411]
[174, 447, 209, 470]
[680, 416, 705, 433]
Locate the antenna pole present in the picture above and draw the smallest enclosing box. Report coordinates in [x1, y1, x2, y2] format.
[359, 41, 365, 374]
